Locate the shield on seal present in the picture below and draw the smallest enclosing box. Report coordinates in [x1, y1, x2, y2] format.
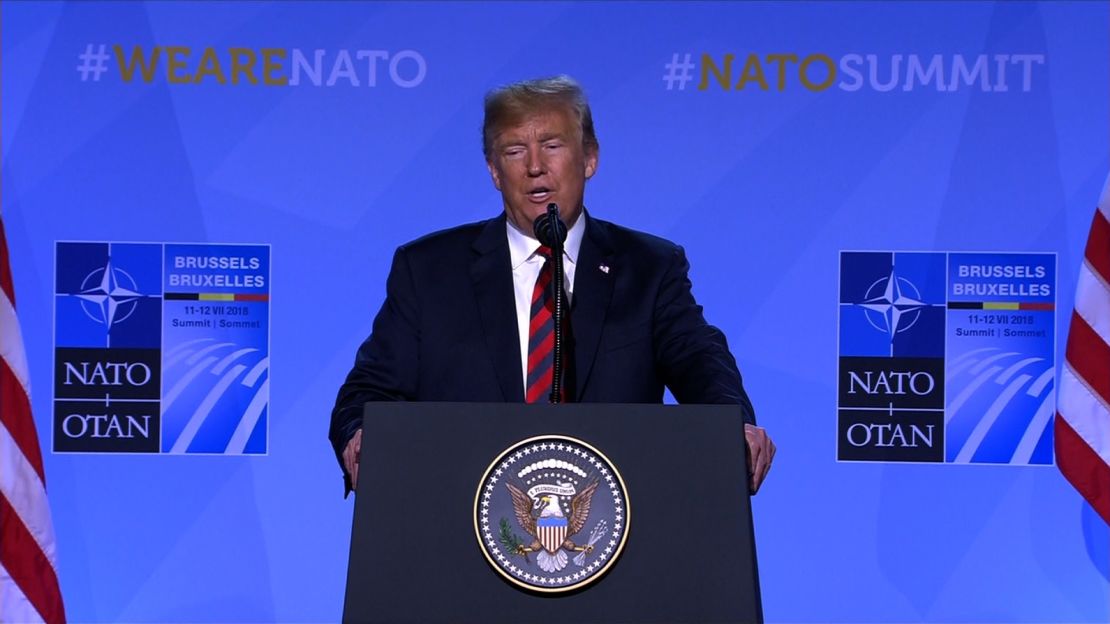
[536, 516, 568, 554]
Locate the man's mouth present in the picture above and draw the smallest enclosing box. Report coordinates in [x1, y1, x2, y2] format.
[527, 187, 553, 201]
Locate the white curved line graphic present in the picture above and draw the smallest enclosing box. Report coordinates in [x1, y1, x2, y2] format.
[995, 357, 1042, 385]
[1011, 391, 1055, 464]
[164, 348, 199, 371]
[1026, 367, 1054, 397]
[169, 364, 248, 454]
[165, 337, 213, 360]
[162, 356, 219, 413]
[242, 357, 269, 388]
[969, 351, 1019, 376]
[186, 342, 234, 366]
[954, 373, 1032, 463]
[946, 365, 1003, 424]
[948, 347, 997, 370]
[947, 356, 984, 379]
[225, 378, 270, 454]
[213, 348, 258, 375]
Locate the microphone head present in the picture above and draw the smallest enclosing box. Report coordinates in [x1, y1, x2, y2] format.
[533, 203, 568, 248]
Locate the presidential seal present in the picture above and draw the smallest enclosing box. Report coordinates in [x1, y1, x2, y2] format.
[474, 435, 630, 592]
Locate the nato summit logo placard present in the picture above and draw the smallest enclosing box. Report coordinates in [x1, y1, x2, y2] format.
[54, 243, 163, 452]
[838, 251, 1055, 465]
[475, 436, 629, 592]
[838, 252, 947, 462]
[54, 242, 270, 455]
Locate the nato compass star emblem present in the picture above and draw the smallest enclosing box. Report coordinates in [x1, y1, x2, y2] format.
[475, 435, 630, 592]
[72, 257, 150, 328]
[857, 267, 928, 340]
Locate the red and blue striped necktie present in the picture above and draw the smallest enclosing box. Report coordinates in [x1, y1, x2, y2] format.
[526, 245, 563, 403]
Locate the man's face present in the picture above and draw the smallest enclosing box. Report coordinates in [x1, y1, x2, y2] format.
[486, 107, 598, 236]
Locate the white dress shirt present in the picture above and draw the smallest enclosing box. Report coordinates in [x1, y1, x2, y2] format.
[506, 212, 585, 392]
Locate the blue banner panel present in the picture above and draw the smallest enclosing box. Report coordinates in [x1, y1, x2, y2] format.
[839, 252, 947, 462]
[945, 252, 1056, 465]
[52, 242, 270, 456]
[161, 243, 270, 455]
[54, 242, 163, 453]
[839, 251, 1056, 466]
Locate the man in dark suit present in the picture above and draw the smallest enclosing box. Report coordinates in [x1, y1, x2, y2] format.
[330, 76, 774, 495]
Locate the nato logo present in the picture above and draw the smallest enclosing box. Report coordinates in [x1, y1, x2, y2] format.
[839, 252, 946, 358]
[838, 252, 946, 462]
[55, 242, 162, 349]
[475, 436, 629, 592]
[838, 251, 1057, 465]
[54, 242, 162, 453]
[54, 241, 271, 455]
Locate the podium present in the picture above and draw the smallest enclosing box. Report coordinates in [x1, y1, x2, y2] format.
[343, 403, 762, 623]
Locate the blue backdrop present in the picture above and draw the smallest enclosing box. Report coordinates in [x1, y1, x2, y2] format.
[3, 1, 1108, 621]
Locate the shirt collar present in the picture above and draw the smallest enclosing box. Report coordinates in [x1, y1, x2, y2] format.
[506, 210, 586, 270]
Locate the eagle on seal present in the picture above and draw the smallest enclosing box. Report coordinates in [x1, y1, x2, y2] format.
[506, 480, 600, 573]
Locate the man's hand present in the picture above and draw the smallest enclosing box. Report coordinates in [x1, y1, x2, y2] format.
[745, 423, 775, 494]
[343, 428, 363, 492]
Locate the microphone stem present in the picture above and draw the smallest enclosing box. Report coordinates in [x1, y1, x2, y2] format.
[548, 208, 564, 404]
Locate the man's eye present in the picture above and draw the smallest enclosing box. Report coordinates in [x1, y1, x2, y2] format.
[543, 143, 563, 150]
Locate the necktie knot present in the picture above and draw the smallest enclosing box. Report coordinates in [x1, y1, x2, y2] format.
[535, 245, 553, 261]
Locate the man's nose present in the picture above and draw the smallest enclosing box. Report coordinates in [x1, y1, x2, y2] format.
[526, 147, 545, 176]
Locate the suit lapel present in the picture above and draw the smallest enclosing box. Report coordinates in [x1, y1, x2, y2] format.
[470, 215, 524, 402]
[572, 215, 615, 400]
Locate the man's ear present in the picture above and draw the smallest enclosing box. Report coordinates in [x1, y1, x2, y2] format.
[584, 146, 599, 180]
[487, 160, 503, 191]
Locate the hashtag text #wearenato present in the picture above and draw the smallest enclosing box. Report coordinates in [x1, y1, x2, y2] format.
[79, 45, 428, 87]
[663, 52, 1046, 92]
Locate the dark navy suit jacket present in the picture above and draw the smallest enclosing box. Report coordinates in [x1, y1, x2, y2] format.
[329, 213, 754, 490]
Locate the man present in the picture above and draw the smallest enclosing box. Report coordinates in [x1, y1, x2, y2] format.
[330, 75, 774, 495]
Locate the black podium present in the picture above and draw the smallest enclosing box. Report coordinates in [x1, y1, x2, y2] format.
[343, 403, 762, 623]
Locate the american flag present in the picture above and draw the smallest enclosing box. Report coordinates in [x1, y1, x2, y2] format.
[0, 216, 66, 622]
[1056, 174, 1110, 524]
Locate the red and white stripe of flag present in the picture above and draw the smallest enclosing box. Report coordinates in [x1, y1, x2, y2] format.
[539, 524, 567, 554]
[1057, 174, 1110, 525]
[0, 217, 66, 623]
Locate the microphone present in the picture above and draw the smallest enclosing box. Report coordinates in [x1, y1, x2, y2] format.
[532, 204, 567, 248]
[533, 204, 568, 404]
